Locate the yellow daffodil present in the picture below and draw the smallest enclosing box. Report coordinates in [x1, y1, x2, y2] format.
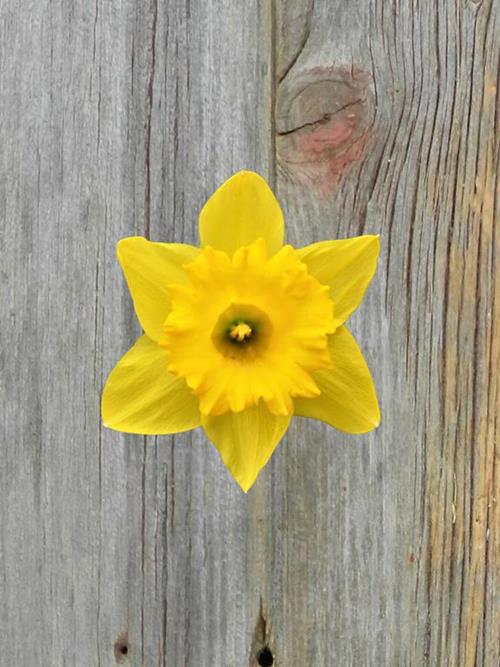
[102, 171, 380, 491]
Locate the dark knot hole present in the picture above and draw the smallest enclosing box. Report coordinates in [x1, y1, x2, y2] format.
[114, 635, 130, 663]
[257, 646, 274, 666]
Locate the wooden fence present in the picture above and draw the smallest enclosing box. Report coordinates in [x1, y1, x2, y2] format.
[1, 1, 498, 665]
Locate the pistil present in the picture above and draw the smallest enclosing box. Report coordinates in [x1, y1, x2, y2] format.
[229, 322, 252, 342]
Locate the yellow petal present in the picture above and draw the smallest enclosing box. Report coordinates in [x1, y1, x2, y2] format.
[199, 171, 284, 256]
[202, 404, 291, 492]
[102, 335, 201, 434]
[293, 326, 380, 433]
[117, 237, 199, 342]
[297, 235, 380, 327]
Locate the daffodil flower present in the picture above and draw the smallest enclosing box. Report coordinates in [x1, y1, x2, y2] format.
[102, 171, 380, 491]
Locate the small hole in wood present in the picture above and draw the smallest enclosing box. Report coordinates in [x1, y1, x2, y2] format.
[114, 634, 130, 663]
[257, 646, 274, 666]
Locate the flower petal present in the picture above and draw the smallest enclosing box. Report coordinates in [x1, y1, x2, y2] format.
[102, 335, 201, 434]
[293, 326, 380, 434]
[199, 171, 284, 256]
[202, 404, 291, 492]
[117, 237, 200, 342]
[297, 235, 380, 327]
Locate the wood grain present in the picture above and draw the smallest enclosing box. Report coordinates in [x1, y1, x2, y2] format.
[275, 1, 499, 665]
[0, 0, 498, 665]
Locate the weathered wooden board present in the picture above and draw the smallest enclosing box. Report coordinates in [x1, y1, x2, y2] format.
[1, 0, 498, 665]
[274, 1, 499, 665]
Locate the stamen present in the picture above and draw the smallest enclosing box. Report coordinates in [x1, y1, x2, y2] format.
[229, 322, 252, 342]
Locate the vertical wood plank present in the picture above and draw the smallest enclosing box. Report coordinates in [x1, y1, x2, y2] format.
[275, 0, 499, 665]
[1, 1, 274, 665]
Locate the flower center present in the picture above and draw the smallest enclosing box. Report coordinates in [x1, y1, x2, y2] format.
[162, 238, 336, 417]
[229, 322, 252, 342]
[212, 304, 272, 359]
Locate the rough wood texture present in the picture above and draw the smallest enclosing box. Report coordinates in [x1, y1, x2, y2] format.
[1, 1, 498, 665]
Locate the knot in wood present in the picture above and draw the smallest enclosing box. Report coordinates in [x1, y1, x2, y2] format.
[276, 66, 375, 196]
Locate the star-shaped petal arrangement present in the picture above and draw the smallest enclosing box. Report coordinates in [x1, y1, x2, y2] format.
[102, 171, 380, 491]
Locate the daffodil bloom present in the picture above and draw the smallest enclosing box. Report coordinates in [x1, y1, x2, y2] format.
[102, 171, 380, 491]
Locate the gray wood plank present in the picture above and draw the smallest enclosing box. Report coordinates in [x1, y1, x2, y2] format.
[274, 0, 499, 665]
[1, 1, 274, 665]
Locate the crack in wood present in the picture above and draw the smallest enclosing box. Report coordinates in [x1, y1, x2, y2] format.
[278, 0, 315, 83]
[276, 98, 365, 136]
[249, 597, 272, 666]
[144, 0, 158, 240]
